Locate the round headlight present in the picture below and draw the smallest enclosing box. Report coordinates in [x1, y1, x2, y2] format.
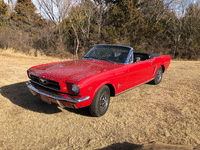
[72, 84, 79, 94]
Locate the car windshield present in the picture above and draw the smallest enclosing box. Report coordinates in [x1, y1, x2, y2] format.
[82, 45, 131, 64]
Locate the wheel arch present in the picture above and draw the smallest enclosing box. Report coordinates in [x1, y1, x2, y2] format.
[105, 84, 115, 97]
[161, 65, 165, 73]
[92, 82, 116, 99]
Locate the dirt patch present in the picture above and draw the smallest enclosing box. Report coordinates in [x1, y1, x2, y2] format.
[0, 51, 200, 150]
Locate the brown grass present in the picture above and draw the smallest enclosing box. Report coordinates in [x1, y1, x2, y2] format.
[0, 50, 199, 150]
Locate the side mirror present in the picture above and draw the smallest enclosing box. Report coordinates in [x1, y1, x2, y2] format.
[149, 55, 153, 59]
[135, 57, 141, 63]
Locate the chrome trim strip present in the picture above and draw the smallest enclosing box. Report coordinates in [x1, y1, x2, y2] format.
[153, 66, 157, 75]
[116, 78, 154, 96]
[125, 47, 133, 64]
[26, 81, 90, 103]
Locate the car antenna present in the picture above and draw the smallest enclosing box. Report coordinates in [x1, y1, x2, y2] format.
[74, 38, 76, 61]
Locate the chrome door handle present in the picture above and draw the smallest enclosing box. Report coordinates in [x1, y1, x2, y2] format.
[149, 61, 153, 63]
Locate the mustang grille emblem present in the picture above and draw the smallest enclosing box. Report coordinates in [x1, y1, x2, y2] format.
[40, 78, 49, 85]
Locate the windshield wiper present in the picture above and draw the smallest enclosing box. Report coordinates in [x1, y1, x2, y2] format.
[83, 56, 93, 59]
[107, 60, 115, 63]
[83, 56, 98, 60]
[83, 56, 115, 63]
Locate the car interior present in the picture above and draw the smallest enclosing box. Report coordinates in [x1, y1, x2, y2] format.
[132, 52, 160, 63]
[133, 52, 151, 62]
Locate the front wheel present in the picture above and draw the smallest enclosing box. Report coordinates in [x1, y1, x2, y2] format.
[89, 85, 110, 117]
[151, 67, 163, 85]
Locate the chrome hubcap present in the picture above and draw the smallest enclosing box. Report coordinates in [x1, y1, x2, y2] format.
[100, 92, 109, 111]
[157, 69, 162, 82]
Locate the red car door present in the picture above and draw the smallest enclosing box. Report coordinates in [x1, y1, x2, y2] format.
[142, 58, 156, 81]
[126, 59, 155, 89]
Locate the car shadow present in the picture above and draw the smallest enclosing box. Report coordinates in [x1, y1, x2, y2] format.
[64, 107, 92, 117]
[97, 142, 142, 150]
[0, 81, 61, 114]
[0, 81, 91, 116]
[97, 142, 199, 150]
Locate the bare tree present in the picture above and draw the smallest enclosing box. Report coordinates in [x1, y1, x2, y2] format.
[80, 0, 94, 40]
[7, 0, 14, 13]
[68, 0, 96, 59]
[36, 0, 80, 53]
[165, 0, 199, 58]
[142, 0, 174, 23]
[93, 0, 106, 40]
[36, 0, 79, 25]
[68, 5, 84, 59]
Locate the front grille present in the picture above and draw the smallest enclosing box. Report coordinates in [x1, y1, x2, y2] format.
[30, 75, 61, 91]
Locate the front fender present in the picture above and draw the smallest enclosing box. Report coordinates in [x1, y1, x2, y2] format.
[81, 81, 115, 107]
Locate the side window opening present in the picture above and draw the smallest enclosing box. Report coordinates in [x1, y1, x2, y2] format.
[133, 53, 151, 62]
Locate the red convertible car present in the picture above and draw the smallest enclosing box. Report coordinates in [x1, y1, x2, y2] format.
[27, 44, 171, 117]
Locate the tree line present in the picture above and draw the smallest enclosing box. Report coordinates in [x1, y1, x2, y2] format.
[0, 0, 199, 60]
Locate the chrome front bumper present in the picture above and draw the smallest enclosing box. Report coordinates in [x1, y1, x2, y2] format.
[26, 81, 90, 103]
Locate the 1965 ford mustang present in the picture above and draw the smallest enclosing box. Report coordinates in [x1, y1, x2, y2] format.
[27, 44, 171, 117]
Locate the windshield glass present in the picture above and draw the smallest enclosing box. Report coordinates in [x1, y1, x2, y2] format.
[82, 45, 131, 64]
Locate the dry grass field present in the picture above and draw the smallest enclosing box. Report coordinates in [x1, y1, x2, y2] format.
[0, 49, 200, 150]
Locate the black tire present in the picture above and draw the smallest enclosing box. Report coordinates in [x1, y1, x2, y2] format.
[151, 67, 163, 85]
[89, 85, 110, 117]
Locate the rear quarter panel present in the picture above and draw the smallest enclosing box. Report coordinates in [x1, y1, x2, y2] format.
[162, 55, 171, 71]
[152, 55, 171, 78]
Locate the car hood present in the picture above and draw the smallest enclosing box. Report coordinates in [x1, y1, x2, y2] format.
[29, 59, 123, 82]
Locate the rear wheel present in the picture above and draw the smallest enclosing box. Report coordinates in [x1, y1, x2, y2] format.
[151, 67, 163, 85]
[89, 85, 110, 117]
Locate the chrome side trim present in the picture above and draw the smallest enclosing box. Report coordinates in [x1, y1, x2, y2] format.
[153, 66, 157, 75]
[26, 81, 90, 103]
[116, 78, 154, 96]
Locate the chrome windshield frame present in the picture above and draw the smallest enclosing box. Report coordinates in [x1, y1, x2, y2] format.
[125, 47, 134, 64]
